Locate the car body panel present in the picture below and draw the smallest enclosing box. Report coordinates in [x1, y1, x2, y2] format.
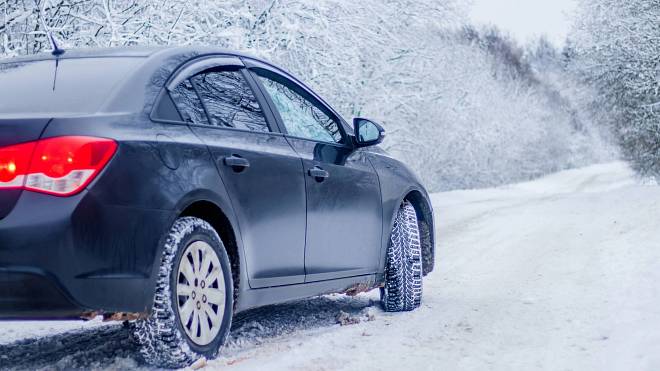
[0, 118, 53, 219]
[236, 274, 377, 312]
[190, 126, 307, 287]
[0, 189, 171, 316]
[286, 138, 383, 282]
[366, 147, 435, 275]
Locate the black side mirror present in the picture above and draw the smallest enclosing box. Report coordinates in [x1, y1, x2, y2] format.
[353, 118, 385, 147]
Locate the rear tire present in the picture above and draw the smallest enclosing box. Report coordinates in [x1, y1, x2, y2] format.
[132, 217, 233, 368]
[381, 201, 423, 312]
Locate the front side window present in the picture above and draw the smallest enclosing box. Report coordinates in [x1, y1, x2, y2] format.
[191, 71, 270, 132]
[255, 72, 343, 143]
[170, 79, 209, 126]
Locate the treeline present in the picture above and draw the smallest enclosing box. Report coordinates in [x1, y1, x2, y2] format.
[568, 0, 660, 179]
[0, 0, 614, 191]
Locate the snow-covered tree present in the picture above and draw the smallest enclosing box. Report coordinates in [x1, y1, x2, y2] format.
[0, 0, 612, 191]
[569, 0, 660, 177]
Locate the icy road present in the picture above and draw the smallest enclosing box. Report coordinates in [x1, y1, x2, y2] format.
[1, 162, 659, 370]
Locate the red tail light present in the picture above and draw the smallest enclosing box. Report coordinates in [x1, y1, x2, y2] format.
[0, 141, 35, 188]
[0, 136, 117, 196]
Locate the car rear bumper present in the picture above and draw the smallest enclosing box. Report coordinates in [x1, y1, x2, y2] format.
[0, 190, 173, 319]
[0, 269, 82, 319]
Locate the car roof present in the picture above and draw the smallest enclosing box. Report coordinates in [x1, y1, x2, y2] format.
[0, 46, 347, 125]
[0, 46, 258, 64]
[0, 46, 268, 113]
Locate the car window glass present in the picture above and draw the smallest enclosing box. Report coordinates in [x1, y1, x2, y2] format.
[0, 57, 143, 116]
[191, 71, 270, 132]
[256, 74, 342, 143]
[169, 79, 209, 126]
[152, 91, 182, 121]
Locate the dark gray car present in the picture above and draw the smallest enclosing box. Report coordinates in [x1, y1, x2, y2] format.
[0, 46, 435, 367]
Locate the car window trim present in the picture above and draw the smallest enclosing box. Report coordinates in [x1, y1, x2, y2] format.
[191, 69, 276, 133]
[282, 132, 353, 147]
[150, 116, 287, 137]
[250, 66, 347, 140]
[187, 77, 214, 127]
[155, 57, 281, 134]
[151, 88, 184, 122]
[186, 122, 286, 137]
[242, 58, 348, 125]
[244, 68, 291, 138]
[238, 68, 284, 135]
[165, 78, 212, 126]
[165, 56, 244, 92]
[246, 69, 351, 147]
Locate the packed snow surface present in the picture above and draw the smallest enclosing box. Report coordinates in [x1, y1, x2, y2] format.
[1, 162, 659, 370]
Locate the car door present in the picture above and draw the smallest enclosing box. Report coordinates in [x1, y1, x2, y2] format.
[247, 63, 383, 282]
[168, 57, 306, 288]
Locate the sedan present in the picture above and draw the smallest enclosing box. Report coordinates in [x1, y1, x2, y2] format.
[0, 46, 435, 367]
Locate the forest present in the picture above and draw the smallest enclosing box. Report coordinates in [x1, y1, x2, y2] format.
[1, 0, 657, 191]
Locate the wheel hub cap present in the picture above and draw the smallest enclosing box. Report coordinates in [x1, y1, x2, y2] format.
[175, 240, 226, 346]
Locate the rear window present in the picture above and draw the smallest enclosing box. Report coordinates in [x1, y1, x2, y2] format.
[0, 57, 144, 116]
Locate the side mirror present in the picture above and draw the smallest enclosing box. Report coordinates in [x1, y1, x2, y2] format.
[353, 118, 385, 147]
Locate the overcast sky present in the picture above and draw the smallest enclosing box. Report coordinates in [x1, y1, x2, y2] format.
[469, 0, 578, 46]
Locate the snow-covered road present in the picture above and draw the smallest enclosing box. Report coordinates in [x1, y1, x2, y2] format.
[1, 162, 659, 370]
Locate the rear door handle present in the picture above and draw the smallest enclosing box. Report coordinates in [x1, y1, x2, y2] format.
[223, 155, 250, 172]
[308, 166, 329, 181]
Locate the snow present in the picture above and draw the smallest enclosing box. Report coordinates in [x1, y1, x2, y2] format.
[0, 318, 107, 345]
[2, 161, 659, 370]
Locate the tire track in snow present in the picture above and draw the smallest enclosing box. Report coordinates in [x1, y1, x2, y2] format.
[0, 295, 379, 370]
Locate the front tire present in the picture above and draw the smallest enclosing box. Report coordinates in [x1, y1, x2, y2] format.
[132, 217, 234, 368]
[381, 201, 423, 312]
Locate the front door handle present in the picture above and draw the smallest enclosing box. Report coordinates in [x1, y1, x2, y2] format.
[308, 166, 329, 182]
[223, 155, 250, 172]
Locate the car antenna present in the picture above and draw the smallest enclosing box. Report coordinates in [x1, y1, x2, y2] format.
[47, 31, 65, 57]
[46, 31, 64, 91]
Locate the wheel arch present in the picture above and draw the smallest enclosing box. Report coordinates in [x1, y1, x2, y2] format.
[381, 187, 435, 277]
[403, 190, 435, 276]
[146, 189, 246, 314]
[177, 199, 242, 309]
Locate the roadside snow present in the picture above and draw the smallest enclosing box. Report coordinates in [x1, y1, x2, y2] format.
[0, 318, 108, 346]
[1, 161, 659, 371]
[210, 161, 660, 371]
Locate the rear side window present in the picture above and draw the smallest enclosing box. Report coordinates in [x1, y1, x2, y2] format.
[191, 71, 270, 132]
[169, 79, 209, 126]
[0, 57, 143, 116]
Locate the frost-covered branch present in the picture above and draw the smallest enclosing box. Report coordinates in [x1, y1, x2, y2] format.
[0, 0, 613, 190]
